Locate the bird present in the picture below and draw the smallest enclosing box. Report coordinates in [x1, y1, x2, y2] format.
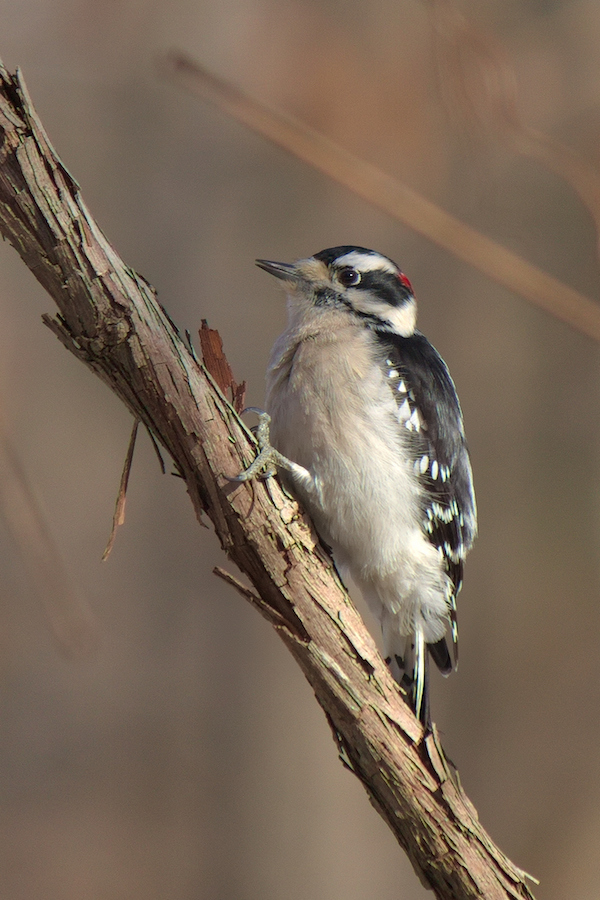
[235, 245, 477, 726]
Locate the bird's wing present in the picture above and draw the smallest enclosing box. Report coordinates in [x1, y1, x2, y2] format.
[374, 329, 477, 664]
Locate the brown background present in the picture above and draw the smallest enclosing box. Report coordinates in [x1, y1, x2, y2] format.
[0, 1, 599, 898]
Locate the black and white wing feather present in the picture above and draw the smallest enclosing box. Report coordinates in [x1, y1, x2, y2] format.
[374, 329, 477, 668]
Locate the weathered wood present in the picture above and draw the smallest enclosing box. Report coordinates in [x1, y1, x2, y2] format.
[199, 318, 247, 412]
[0, 58, 535, 900]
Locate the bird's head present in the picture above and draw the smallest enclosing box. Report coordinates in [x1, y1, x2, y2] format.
[256, 245, 417, 337]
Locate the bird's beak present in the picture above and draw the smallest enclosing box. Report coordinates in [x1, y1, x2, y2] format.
[255, 259, 299, 282]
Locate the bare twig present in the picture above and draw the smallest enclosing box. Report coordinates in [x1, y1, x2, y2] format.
[164, 52, 600, 344]
[213, 565, 292, 630]
[0, 57, 535, 899]
[102, 417, 140, 561]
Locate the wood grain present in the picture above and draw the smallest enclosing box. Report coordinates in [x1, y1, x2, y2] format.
[0, 58, 535, 899]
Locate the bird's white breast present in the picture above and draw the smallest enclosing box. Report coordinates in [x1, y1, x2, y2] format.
[265, 309, 449, 642]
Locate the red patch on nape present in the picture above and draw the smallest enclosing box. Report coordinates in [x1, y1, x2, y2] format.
[397, 271, 413, 293]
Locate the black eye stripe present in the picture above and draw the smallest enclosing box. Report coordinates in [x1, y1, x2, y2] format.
[352, 271, 413, 307]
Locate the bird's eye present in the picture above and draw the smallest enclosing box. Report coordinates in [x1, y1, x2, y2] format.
[338, 267, 361, 287]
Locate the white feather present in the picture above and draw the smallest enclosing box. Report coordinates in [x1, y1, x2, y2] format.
[266, 306, 451, 658]
[333, 250, 399, 275]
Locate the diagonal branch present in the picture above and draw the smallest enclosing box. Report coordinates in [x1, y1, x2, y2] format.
[164, 53, 600, 344]
[0, 58, 535, 900]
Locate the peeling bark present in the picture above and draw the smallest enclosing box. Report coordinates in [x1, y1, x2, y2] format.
[0, 59, 535, 900]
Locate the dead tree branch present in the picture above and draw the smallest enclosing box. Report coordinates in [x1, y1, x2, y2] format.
[0, 59, 535, 900]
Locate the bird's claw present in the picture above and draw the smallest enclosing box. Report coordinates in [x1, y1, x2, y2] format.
[226, 409, 281, 482]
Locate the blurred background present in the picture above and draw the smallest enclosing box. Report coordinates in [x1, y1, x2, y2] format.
[0, 0, 599, 898]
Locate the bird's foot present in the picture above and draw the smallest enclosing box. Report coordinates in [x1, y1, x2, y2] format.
[227, 408, 290, 482]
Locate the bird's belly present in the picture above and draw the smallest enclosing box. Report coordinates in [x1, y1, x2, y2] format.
[270, 394, 448, 639]
[266, 330, 450, 639]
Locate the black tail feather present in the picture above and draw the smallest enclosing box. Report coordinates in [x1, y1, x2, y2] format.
[387, 636, 453, 728]
[428, 636, 453, 675]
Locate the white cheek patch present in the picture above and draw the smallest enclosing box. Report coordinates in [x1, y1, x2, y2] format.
[350, 294, 417, 336]
[335, 251, 399, 275]
[385, 299, 417, 336]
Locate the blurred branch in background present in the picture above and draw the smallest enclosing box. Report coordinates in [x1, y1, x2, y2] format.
[0, 427, 98, 657]
[164, 52, 600, 343]
[427, 0, 600, 257]
[0, 57, 537, 900]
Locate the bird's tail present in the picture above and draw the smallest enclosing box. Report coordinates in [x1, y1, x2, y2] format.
[388, 629, 453, 727]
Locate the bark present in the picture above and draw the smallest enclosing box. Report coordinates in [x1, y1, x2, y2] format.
[0, 59, 535, 900]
